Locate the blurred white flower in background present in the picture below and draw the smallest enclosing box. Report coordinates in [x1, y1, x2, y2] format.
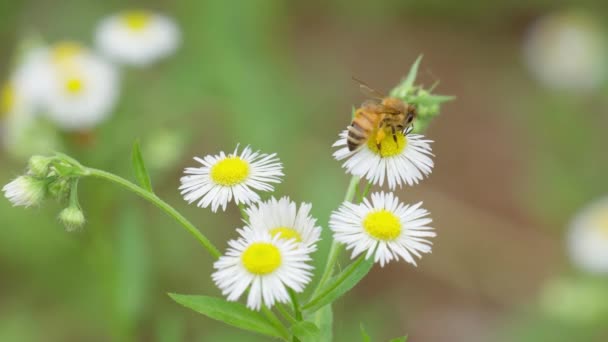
[39, 41, 120, 131]
[95, 10, 180, 66]
[566, 196, 608, 274]
[523, 10, 608, 92]
[1, 50, 62, 155]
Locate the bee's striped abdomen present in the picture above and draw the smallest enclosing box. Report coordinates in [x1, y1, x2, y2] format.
[347, 110, 376, 151]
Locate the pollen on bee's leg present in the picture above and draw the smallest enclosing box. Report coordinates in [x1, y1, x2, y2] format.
[375, 129, 386, 145]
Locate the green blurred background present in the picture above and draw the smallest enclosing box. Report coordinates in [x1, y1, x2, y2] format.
[2, 0, 608, 341]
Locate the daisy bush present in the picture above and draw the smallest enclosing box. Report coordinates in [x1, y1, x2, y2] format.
[2, 57, 453, 341]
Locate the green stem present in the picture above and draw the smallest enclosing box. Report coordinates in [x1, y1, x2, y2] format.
[84, 167, 221, 259]
[311, 176, 359, 296]
[276, 303, 296, 324]
[359, 181, 372, 202]
[238, 203, 249, 221]
[288, 288, 302, 321]
[261, 306, 290, 341]
[68, 178, 80, 207]
[303, 256, 365, 311]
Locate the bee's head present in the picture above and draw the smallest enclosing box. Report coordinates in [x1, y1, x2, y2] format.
[405, 104, 417, 125]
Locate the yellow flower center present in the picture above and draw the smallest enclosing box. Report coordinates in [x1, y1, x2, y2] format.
[52, 42, 84, 64]
[122, 11, 152, 31]
[363, 209, 401, 241]
[64, 77, 85, 95]
[367, 130, 407, 157]
[1, 83, 15, 116]
[241, 242, 282, 275]
[210, 157, 250, 186]
[269, 227, 302, 243]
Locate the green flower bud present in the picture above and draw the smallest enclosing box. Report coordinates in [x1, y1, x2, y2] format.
[48, 178, 70, 199]
[27, 155, 52, 177]
[58, 206, 85, 232]
[2, 175, 46, 207]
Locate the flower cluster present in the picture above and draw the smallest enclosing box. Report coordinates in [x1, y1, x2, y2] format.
[171, 59, 450, 312]
[2, 154, 88, 231]
[3, 57, 451, 322]
[1, 10, 180, 155]
[328, 59, 450, 268]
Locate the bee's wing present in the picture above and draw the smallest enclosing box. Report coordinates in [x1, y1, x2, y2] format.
[352, 77, 386, 99]
[360, 99, 382, 110]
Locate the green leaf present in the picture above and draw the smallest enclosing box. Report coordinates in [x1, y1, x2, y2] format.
[168, 294, 286, 339]
[115, 209, 148, 334]
[303, 256, 374, 314]
[389, 336, 408, 342]
[390, 55, 423, 98]
[131, 140, 153, 192]
[360, 323, 371, 342]
[290, 321, 320, 342]
[313, 305, 333, 342]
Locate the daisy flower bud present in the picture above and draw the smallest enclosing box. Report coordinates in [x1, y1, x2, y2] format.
[330, 192, 435, 267]
[27, 155, 52, 177]
[333, 130, 434, 190]
[567, 196, 608, 274]
[179, 145, 283, 212]
[2, 175, 47, 207]
[95, 10, 180, 66]
[58, 206, 86, 232]
[212, 227, 314, 310]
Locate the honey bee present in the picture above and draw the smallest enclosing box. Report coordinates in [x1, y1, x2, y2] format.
[347, 78, 417, 152]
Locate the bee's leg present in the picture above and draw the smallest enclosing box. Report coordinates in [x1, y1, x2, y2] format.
[391, 125, 397, 143]
[375, 123, 386, 151]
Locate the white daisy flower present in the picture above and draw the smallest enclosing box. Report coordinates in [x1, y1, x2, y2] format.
[333, 129, 434, 190]
[330, 191, 435, 267]
[245, 196, 321, 249]
[39, 42, 120, 131]
[1, 80, 35, 148]
[567, 196, 608, 274]
[2, 175, 46, 207]
[212, 227, 314, 310]
[95, 10, 180, 66]
[179, 146, 283, 212]
[523, 10, 608, 92]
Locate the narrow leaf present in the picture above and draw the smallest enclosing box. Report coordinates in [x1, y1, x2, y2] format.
[360, 323, 371, 342]
[390, 55, 423, 97]
[389, 336, 408, 342]
[303, 256, 374, 314]
[168, 294, 285, 339]
[290, 321, 320, 342]
[313, 305, 333, 342]
[402, 54, 423, 91]
[131, 140, 153, 192]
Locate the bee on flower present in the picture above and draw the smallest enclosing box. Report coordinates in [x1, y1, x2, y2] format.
[179, 145, 284, 212]
[333, 129, 434, 190]
[245, 196, 322, 250]
[212, 227, 314, 310]
[95, 10, 180, 66]
[330, 192, 435, 267]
